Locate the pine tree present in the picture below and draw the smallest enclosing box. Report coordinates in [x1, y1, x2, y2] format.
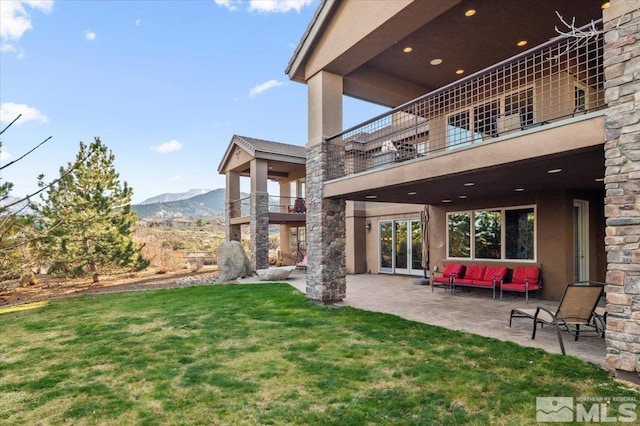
[38, 137, 148, 282]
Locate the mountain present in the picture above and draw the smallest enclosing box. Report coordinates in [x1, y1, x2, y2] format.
[1, 196, 35, 215]
[132, 188, 230, 219]
[138, 189, 211, 205]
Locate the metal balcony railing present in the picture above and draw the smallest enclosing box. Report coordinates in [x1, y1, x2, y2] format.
[326, 23, 604, 180]
[229, 195, 306, 219]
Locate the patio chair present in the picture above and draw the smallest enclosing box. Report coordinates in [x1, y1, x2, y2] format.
[431, 263, 465, 293]
[591, 306, 607, 338]
[508, 281, 605, 355]
[296, 255, 308, 271]
[500, 266, 541, 303]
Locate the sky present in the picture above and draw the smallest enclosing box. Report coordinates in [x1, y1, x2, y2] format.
[0, 0, 387, 204]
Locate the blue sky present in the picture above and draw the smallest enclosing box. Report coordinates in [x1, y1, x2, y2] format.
[1, 0, 386, 203]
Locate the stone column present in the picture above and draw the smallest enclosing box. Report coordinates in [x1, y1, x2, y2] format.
[225, 171, 241, 242]
[250, 159, 269, 270]
[306, 71, 346, 303]
[603, 2, 640, 380]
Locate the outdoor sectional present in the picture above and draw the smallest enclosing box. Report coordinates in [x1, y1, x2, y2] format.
[431, 263, 542, 302]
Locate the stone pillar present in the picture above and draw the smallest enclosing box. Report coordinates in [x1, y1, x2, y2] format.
[250, 159, 269, 270]
[603, 2, 640, 379]
[225, 171, 241, 242]
[306, 71, 346, 303]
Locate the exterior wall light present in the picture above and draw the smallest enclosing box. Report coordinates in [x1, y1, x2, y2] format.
[366, 220, 372, 231]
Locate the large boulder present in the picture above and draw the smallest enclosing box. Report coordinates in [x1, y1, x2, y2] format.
[216, 241, 253, 282]
[256, 266, 295, 281]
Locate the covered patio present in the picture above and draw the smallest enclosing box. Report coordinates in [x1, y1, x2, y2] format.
[266, 270, 608, 369]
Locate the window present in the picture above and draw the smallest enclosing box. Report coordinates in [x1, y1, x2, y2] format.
[574, 86, 586, 112]
[448, 212, 471, 258]
[447, 110, 482, 148]
[474, 101, 500, 137]
[474, 210, 501, 259]
[504, 88, 534, 128]
[505, 208, 535, 259]
[447, 206, 535, 261]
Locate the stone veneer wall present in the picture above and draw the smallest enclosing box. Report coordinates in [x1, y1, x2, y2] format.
[226, 194, 241, 242]
[250, 192, 270, 270]
[305, 144, 346, 303]
[604, 5, 640, 376]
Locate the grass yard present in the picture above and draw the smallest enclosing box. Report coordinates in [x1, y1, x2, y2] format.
[1, 284, 638, 425]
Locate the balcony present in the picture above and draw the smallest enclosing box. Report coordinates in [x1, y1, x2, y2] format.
[326, 25, 604, 181]
[228, 195, 306, 225]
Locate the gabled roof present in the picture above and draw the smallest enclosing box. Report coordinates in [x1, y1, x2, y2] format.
[217, 135, 306, 174]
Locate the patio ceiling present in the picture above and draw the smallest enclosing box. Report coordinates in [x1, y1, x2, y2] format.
[334, 0, 607, 107]
[327, 145, 605, 206]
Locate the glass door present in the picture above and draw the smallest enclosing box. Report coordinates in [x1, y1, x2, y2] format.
[394, 221, 409, 274]
[379, 219, 423, 276]
[379, 221, 393, 273]
[573, 200, 589, 282]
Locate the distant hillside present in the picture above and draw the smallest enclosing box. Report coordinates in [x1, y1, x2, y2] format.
[132, 188, 228, 219]
[139, 189, 211, 205]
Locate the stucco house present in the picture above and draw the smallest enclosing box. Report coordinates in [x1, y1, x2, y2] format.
[219, 1, 640, 379]
[280, 0, 640, 379]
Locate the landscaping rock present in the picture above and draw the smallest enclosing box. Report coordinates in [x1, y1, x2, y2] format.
[216, 241, 253, 282]
[256, 266, 295, 281]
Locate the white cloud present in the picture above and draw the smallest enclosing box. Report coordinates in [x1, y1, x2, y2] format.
[215, 0, 315, 13]
[249, 79, 284, 97]
[135, 18, 141, 26]
[170, 175, 181, 181]
[84, 30, 96, 41]
[0, 151, 12, 162]
[0, 102, 49, 124]
[249, 0, 315, 13]
[214, 0, 237, 11]
[0, 1, 53, 47]
[151, 139, 183, 154]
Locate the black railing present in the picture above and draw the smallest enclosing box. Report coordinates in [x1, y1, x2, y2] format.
[229, 195, 306, 218]
[326, 23, 604, 180]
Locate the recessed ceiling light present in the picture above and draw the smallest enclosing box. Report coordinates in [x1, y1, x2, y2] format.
[517, 40, 528, 47]
[455, 69, 464, 75]
[463, 182, 475, 186]
[595, 178, 605, 182]
[442, 199, 452, 203]
[459, 195, 467, 199]
[547, 168, 563, 174]
[365, 195, 378, 199]
[515, 188, 525, 192]
[407, 191, 417, 195]
[464, 9, 476, 17]
[602, 2, 611, 9]
[430, 58, 443, 66]
[403, 46, 413, 53]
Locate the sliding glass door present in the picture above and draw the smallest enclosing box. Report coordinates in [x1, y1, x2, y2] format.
[379, 219, 423, 276]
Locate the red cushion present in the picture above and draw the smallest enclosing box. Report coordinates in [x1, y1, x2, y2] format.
[455, 279, 494, 287]
[463, 265, 486, 281]
[432, 276, 451, 283]
[511, 266, 540, 284]
[483, 266, 508, 282]
[443, 263, 465, 278]
[501, 283, 541, 292]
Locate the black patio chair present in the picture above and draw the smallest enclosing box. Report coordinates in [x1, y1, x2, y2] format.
[508, 281, 605, 355]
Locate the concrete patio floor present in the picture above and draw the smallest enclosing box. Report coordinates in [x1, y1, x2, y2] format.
[258, 270, 608, 370]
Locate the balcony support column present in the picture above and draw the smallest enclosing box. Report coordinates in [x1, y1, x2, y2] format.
[603, 2, 640, 381]
[305, 71, 346, 303]
[250, 159, 269, 270]
[225, 171, 241, 242]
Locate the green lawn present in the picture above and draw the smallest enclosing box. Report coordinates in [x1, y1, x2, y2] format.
[1, 284, 637, 425]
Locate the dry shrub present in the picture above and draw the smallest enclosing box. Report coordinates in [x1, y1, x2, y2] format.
[135, 227, 184, 273]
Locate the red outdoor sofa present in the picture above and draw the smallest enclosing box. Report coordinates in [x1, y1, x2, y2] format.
[431, 263, 542, 302]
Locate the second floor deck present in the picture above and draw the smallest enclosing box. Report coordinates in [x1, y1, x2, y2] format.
[325, 24, 605, 185]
